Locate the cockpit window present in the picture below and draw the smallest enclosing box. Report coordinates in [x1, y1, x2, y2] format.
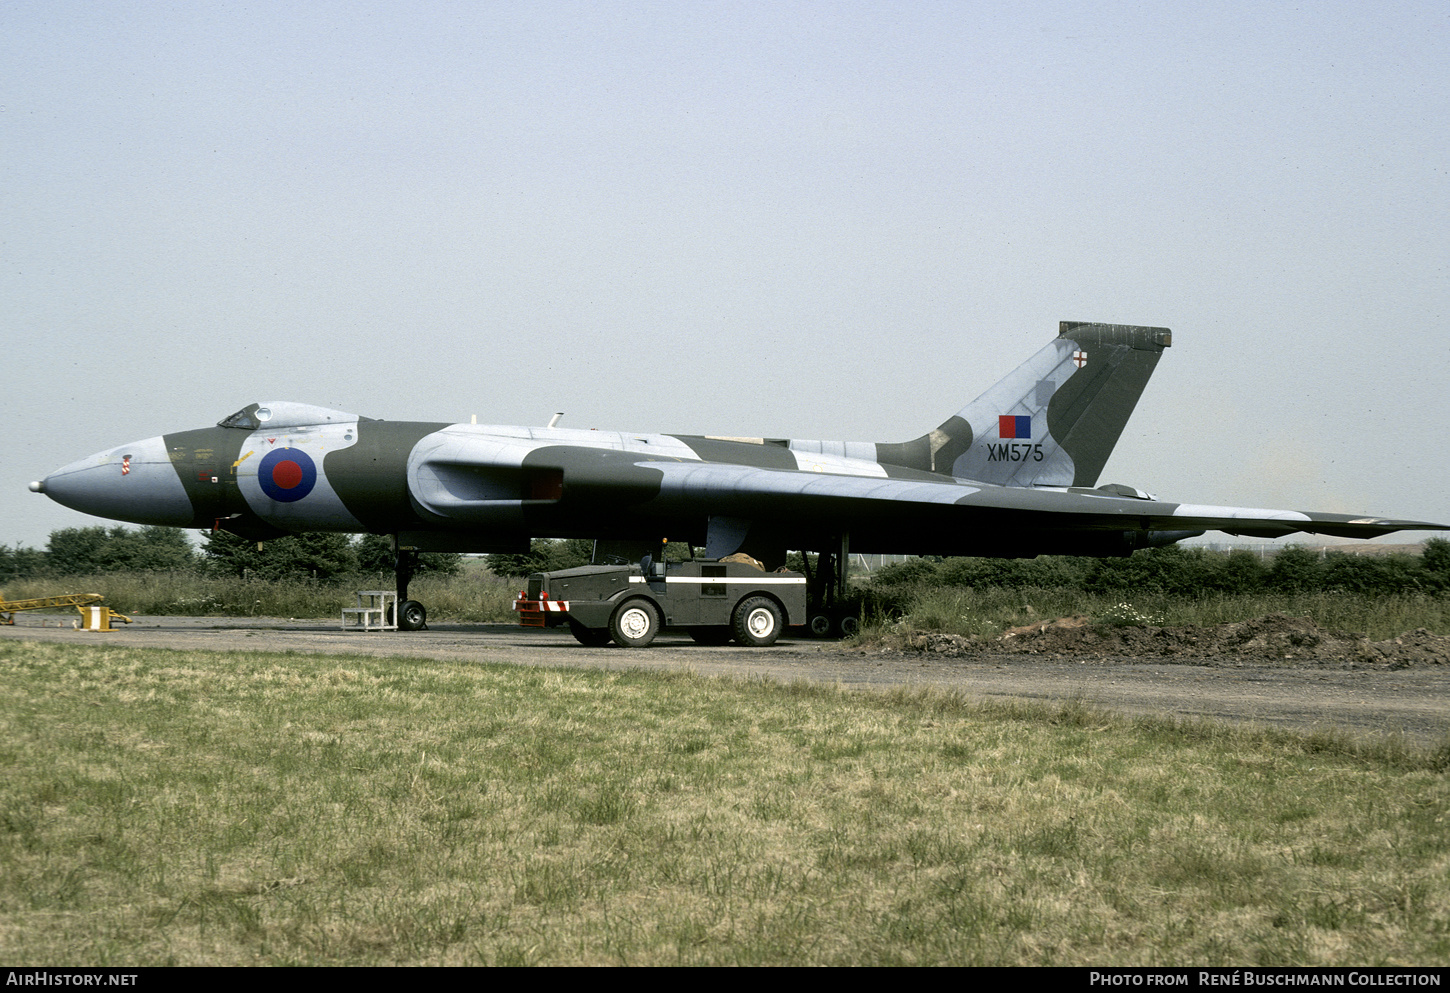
[218, 404, 262, 430]
[216, 401, 361, 430]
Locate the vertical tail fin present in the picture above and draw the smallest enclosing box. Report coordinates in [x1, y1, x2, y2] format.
[875, 322, 1171, 487]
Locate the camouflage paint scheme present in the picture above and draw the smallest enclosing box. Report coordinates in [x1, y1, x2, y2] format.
[32, 322, 1448, 565]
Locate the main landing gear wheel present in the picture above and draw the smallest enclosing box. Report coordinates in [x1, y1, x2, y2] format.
[396, 599, 427, 632]
[807, 611, 858, 639]
[732, 596, 783, 648]
[610, 599, 661, 648]
[569, 620, 613, 647]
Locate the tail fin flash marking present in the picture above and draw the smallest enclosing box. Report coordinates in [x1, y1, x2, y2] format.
[998, 415, 1031, 439]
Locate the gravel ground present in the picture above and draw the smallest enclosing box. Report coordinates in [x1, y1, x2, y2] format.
[4, 614, 1448, 745]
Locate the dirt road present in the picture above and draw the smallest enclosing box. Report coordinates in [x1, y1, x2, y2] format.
[3, 615, 1447, 745]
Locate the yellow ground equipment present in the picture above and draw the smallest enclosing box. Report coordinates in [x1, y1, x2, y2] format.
[0, 592, 132, 630]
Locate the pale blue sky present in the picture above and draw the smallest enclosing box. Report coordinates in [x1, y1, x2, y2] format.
[5, 1, 1448, 547]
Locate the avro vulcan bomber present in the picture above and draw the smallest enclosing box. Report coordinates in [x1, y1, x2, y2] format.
[32, 322, 1447, 631]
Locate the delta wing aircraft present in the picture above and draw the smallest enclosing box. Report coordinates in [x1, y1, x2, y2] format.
[31, 322, 1447, 632]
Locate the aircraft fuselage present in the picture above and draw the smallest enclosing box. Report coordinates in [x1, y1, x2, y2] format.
[33, 324, 1446, 567]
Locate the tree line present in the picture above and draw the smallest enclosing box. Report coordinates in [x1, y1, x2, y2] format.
[0, 527, 461, 583]
[869, 540, 1450, 597]
[7, 526, 1448, 597]
[0, 528, 644, 583]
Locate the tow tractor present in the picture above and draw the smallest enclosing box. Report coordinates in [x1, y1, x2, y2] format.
[515, 556, 807, 648]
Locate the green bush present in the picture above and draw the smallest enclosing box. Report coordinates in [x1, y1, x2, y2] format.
[0, 544, 47, 583]
[869, 546, 1439, 600]
[202, 530, 358, 580]
[45, 526, 196, 575]
[1419, 538, 1450, 592]
[486, 538, 595, 577]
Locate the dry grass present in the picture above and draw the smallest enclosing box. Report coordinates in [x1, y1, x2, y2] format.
[0, 570, 523, 622]
[9, 572, 1448, 642]
[1, 641, 1446, 965]
[862, 586, 1450, 641]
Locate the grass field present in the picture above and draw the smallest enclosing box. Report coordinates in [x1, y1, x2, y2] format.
[1, 640, 1446, 965]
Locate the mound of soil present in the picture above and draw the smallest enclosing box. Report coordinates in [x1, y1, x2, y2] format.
[898, 613, 1450, 668]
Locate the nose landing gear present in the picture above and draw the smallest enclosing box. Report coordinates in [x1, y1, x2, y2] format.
[393, 546, 428, 631]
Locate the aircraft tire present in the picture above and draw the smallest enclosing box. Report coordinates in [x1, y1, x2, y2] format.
[610, 599, 661, 648]
[732, 596, 783, 647]
[807, 613, 834, 638]
[837, 614, 860, 638]
[569, 620, 613, 647]
[397, 599, 427, 632]
[688, 626, 732, 645]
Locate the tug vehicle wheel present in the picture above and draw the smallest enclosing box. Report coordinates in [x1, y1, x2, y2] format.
[732, 597, 783, 647]
[610, 599, 661, 648]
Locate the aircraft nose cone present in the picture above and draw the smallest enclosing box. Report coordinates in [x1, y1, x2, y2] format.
[38, 435, 197, 527]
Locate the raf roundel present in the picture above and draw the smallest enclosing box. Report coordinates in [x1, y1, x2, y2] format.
[258, 448, 317, 502]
